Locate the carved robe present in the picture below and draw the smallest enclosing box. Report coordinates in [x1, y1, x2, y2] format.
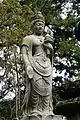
[22, 34, 53, 114]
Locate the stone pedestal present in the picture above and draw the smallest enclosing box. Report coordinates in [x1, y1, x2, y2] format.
[20, 114, 63, 120]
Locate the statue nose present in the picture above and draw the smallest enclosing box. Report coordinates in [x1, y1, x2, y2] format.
[39, 27, 42, 29]
[39, 26, 43, 30]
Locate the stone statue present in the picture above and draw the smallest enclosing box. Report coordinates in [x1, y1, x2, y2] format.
[21, 12, 54, 120]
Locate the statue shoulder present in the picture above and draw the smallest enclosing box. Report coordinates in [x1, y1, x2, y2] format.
[22, 35, 33, 46]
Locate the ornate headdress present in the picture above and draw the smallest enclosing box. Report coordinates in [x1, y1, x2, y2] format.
[31, 12, 45, 26]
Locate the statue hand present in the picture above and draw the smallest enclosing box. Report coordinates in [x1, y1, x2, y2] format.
[26, 65, 33, 79]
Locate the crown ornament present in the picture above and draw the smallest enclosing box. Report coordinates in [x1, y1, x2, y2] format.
[31, 12, 45, 26]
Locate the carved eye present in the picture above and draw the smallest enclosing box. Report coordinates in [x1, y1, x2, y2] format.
[38, 23, 41, 26]
[36, 22, 44, 27]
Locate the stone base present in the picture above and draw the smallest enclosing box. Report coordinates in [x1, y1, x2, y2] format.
[53, 115, 63, 120]
[20, 114, 63, 120]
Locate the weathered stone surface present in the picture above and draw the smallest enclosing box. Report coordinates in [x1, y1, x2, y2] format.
[20, 115, 63, 120]
[21, 12, 54, 120]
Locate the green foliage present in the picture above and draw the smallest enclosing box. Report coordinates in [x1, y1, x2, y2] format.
[0, 0, 33, 45]
[0, 100, 11, 120]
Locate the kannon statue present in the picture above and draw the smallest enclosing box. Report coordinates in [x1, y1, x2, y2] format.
[21, 12, 54, 120]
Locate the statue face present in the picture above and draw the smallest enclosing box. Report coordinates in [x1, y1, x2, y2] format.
[33, 21, 45, 35]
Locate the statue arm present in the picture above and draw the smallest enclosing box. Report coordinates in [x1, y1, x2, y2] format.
[22, 37, 33, 79]
[44, 35, 54, 52]
[22, 45, 30, 68]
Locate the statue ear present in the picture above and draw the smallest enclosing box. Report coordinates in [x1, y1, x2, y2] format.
[75, 21, 80, 41]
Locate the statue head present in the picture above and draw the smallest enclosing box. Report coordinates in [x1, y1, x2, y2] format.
[31, 12, 45, 35]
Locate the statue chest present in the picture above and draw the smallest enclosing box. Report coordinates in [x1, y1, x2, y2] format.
[32, 35, 44, 46]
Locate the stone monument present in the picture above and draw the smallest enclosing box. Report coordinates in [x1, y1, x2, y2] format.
[21, 12, 62, 120]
